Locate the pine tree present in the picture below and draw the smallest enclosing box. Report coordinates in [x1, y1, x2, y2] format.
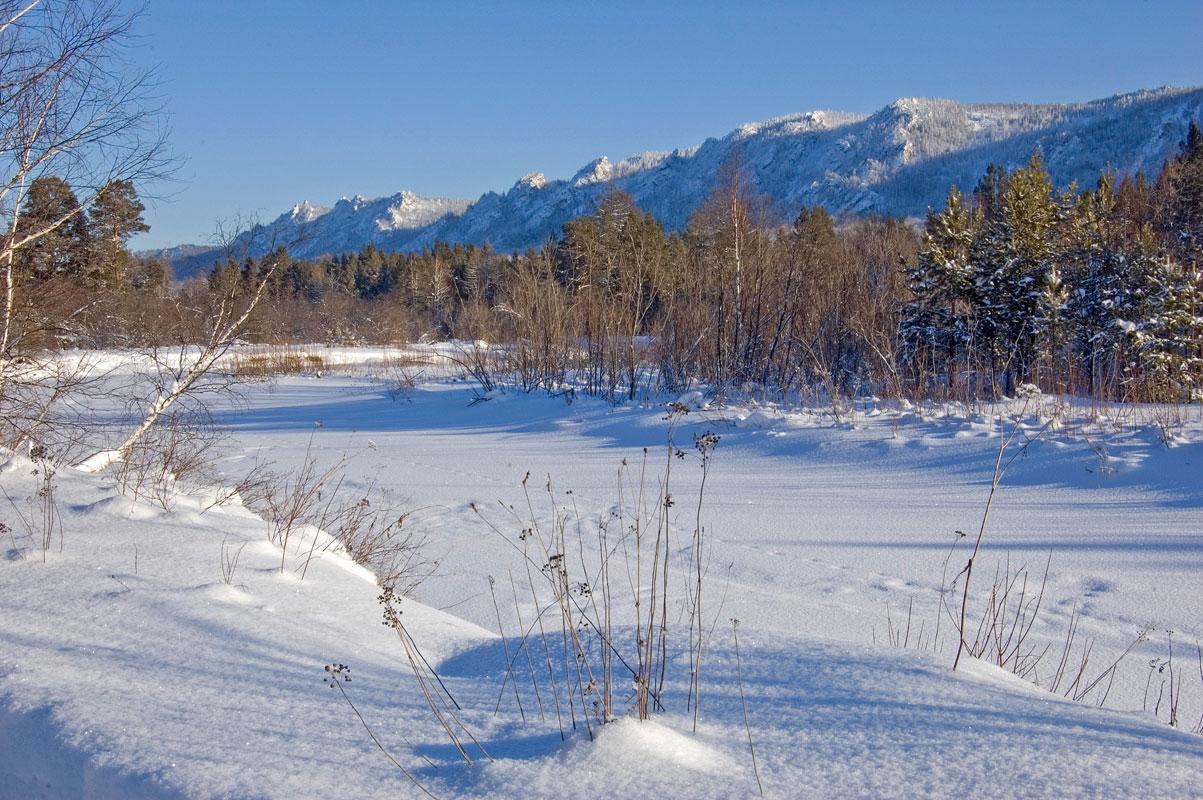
[1156, 119, 1203, 264]
[208, 257, 239, 297]
[354, 244, 384, 298]
[15, 177, 91, 281]
[973, 163, 1008, 224]
[87, 180, 149, 288]
[142, 256, 173, 295]
[1064, 170, 1145, 394]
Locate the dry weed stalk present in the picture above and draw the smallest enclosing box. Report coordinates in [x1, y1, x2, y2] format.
[878, 393, 1184, 728]
[378, 588, 491, 764]
[228, 346, 328, 379]
[322, 664, 440, 800]
[2, 443, 62, 560]
[470, 404, 719, 732]
[219, 535, 246, 586]
[732, 619, 764, 796]
[952, 398, 1054, 671]
[960, 555, 1050, 680]
[1142, 632, 1203, 732]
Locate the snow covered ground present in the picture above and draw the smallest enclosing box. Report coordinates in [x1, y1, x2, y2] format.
[3, 348, 1202, 798]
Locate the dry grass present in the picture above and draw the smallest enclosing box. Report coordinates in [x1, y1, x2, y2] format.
[228, 346, 328, 378]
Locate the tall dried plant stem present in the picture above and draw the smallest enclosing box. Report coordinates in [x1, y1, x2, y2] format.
[732, 619, 763, 796]
[508, 570, 547, 722]
[953, 415, 1011, 671]
[381, 591, 491, 764]
[489, 575, 525, 720]
[953, 402, 1051, 671]
[323, 665, 439, 800]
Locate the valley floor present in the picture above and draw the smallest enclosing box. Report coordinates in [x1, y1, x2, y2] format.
[2, 351, 1202, 798]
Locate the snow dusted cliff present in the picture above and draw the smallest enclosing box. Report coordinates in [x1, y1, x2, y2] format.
[157, 86, 1203, 276]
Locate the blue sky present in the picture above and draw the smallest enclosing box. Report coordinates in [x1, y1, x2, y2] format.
[129, 0, 1202, 250]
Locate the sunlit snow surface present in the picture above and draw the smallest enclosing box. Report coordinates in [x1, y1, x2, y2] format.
[2, 348, 1202, 798]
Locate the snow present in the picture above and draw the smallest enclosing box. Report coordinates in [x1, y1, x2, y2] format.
[516, 172, 546, 190]
[571, 157, 614, 186]
[72, 449, 122, 474]
[3, 350, 1203, 798]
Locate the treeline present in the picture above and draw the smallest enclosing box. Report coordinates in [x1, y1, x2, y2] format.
[209, 175, 918, 402]
[11, 177, 166, 292]
[12, 123, 1203, 404]
[904, 123, 1203, 403]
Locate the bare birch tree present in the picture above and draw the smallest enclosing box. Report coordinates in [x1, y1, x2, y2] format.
[0, 0, 170, 449]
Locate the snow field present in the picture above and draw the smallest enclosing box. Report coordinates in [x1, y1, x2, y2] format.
[2, 355, 1202, 798]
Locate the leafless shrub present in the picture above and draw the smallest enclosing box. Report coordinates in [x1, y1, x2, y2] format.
[447, 342, 501, 401]
[2, 443, 61, 560]
[0, 351, 117, 460]
[252, 433, 351, 573]
[385, 362, 424, 402]
[322, 481, 438, 595]
[958, 556, 1050, 681]
[202, 455, 279, 512]
[111, 411, 227, 510]
[243, 434, 436, 594]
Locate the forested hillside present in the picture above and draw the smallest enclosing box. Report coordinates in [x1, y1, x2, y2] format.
[153, 86, 1203, 276]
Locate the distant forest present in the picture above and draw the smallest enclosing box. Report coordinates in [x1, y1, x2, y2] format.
[12, 122, 1203, 405]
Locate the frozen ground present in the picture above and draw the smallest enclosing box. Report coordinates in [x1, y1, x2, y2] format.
[2, 347, 1202, 798]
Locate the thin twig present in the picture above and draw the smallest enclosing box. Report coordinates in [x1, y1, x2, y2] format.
[732, 620, 763, 796]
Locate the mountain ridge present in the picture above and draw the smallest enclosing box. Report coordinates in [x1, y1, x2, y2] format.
[150, 86, 1203, 278]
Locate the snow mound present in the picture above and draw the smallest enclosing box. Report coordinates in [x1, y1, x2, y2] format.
[588, 717, 737, 775]
[734, 410, 775, 429]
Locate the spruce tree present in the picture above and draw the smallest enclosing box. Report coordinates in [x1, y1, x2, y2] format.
[902, 186, 977, 378]
[1064, 170, 1144, 394]
[1156, 119, 1203, 264]
[970, 151, 1062, 389]
[1134, 257, 1203, 400]
[142, 256, 173, 295]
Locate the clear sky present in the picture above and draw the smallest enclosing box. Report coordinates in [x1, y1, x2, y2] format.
[127, 0, 1202, 250]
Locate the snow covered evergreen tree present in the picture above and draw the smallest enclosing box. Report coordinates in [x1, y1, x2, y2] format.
[902, 186, 978, 382]
[1133, 257, 1203, 400]
[1064, 170, 1148, 395]
[970, 151, 1063, 391]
